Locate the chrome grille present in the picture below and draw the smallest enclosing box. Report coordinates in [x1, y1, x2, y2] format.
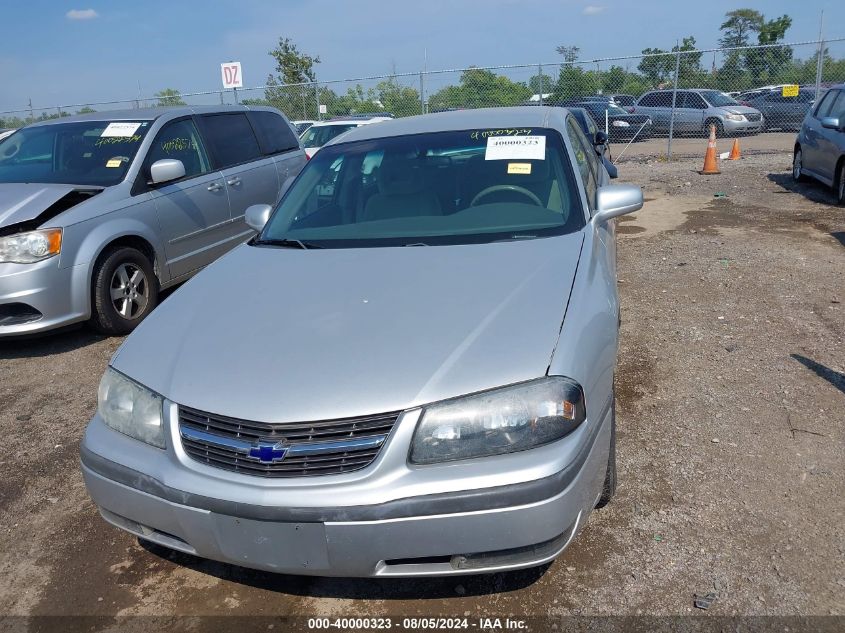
[179, 406, 400, 478]
[745, 112, 762, 122]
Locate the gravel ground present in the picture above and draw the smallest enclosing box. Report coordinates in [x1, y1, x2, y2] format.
[0, 149, 842, 631]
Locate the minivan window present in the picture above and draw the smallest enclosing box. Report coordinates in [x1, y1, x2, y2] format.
[198, 113, 262, 168]
[699, 91, 739, 107]
[248, 111, 300, 155]
[0, 121, 150, 186]
[145, 119, 211, 179]
[683, 92, 707, 109]
[258, 128, 584, 248]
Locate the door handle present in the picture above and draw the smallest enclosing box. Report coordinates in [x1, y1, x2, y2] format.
[226, 177, 242, 186]
[207, 182, 223, 192]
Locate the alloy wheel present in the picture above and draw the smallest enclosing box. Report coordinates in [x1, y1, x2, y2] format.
[110, 263, 149, 320]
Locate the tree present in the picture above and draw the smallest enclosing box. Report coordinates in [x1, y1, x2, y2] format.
[77, 107, 97, 114]
[638, 48, 675, 87]
[719, 9, 764, 49]
[264, 38, 322, 119]
[154, 88, 186, 107]
[556, 46, 580, 64]
[375, 77, 421, 116]
[746, 15, 793, 82]
[529, 72, 554, 96]
[428, 68, 530, 110]
[268, 37, 320, 85]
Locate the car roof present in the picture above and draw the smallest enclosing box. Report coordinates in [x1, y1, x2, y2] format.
[24, 105, 284, 128]
[328, 107, 557, 145]
[310, 117, 391, 128]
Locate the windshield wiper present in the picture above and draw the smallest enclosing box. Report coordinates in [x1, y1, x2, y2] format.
[402, 242, 430, 247]
[253, 238, 323, 249]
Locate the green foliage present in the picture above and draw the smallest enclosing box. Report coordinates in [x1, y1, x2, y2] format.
[155, 88, 186, 107]
[375, 77, 421, 115]
[77, 106, 97, 114]
[428, 68, 530, 110]
[719, 9, 764, 48]
[263, 38, 323, 119]
[269, 38, 320, 84]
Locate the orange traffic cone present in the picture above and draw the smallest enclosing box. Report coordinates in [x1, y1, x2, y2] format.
[728, 138, 741, 160]
[699, 124, 721, 175]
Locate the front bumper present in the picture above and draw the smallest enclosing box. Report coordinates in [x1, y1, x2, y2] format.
[722, 117, 764, 134]
[80, 402, 611, 577]
[0, 258, 90, 336]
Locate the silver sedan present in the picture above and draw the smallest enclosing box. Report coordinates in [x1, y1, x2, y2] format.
[81, 107, 644, 577]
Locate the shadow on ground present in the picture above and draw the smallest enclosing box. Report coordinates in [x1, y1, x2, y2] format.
[141, 540, 549, 600]
[767, 173, 838, 205]
[791, 353, 845, 395]
[0, 326, 105, 360]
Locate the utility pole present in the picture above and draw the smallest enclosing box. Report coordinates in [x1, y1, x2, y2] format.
[814, 10, 825, 101]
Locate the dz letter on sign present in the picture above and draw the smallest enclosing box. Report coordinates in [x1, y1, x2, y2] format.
[221, 62, 243, 89]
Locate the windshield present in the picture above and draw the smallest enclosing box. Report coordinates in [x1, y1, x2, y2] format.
[300, 124, 358, 148]
[0, 120, 150, 186]
[700, 91, 739, 107]
[258, 128, 585, 248]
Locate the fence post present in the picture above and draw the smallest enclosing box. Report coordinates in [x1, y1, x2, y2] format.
[315, 81, 322, 121]
[420, 72, 425, 115]
[667, 48, 681, 160]
[539, 63, 543, 106]
[814, 39, 825, 102]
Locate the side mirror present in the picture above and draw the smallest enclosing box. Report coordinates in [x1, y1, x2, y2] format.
[821, 116, 841, 130]
[592, 184, 643, 224]
[602, 157, 618, 180]
[245, 204, 272, 232]
[594, 131, 609, 146]
[149, 159, 186, 184]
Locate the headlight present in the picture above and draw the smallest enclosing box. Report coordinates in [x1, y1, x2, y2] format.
[98, 367, 165, 448]
[0, 228, 62, 264]
[725, 113, 745, 122]
[410, 377, 586, 465]
[611, 120, 631, 128]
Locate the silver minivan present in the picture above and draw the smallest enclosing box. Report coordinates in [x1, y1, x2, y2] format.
[0, 106, 305, 336]
[635, 89, 764, 135]
[81, 107, 644, 577]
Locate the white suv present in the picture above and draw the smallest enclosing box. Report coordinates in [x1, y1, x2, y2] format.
[300, 117, 391, 158]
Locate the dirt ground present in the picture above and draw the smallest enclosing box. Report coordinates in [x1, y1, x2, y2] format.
[0, 147, 843, 631]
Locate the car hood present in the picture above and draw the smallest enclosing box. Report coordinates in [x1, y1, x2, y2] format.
[721, 105, 760, 115]
[113, 234, 584, 423]
[0, 183, 90, 229]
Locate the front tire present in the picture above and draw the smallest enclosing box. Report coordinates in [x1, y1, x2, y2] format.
[91, 246, 158, 335]
[835, 162, 845, 206]
[595, 395, 617, 508]
[793, 149, 809, 183]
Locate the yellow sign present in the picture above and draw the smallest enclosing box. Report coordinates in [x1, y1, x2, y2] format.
[105, 159, 122, 168]
[507, 162, 532, 175]
[782, 85, 799, 98]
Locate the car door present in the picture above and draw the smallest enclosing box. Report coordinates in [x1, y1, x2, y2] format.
[246, 110, 306, 203]
[197, 113, 280, 236]
[815, 90, 845, 183]
[643, 92, 674, 133]
[142, 117, 232, 280]
[804, 89, 840, 178]
[758, 91, 782, 128]
[678, 92, 706, 133]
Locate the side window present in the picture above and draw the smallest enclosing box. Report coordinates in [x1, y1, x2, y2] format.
[566, 118, 598, 207]
[827, 91, 845, 119]
[197, 113, 262, 168]
[247, 111, 300, 155]
[585, 114, 599, 139]
[814, 90, 837, 119]
[145, 119, 211, 180]
[638, 93, 656, 107]
[654, 92, 675, 108]
[684, 93, 707, 109]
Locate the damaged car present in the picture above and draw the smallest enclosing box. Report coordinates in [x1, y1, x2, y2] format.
[0, 106, 305, 336]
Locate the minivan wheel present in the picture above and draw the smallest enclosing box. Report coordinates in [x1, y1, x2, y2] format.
[793, 149, 808, 183]
[835, 162, 845, 205]
[595, 394, 617, 508]
[91, 246, 158, 335]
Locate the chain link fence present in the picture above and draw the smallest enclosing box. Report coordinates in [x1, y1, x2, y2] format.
[2, 38, 844, 158]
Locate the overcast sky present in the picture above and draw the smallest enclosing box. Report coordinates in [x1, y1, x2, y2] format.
[1, 0, 842, 113]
